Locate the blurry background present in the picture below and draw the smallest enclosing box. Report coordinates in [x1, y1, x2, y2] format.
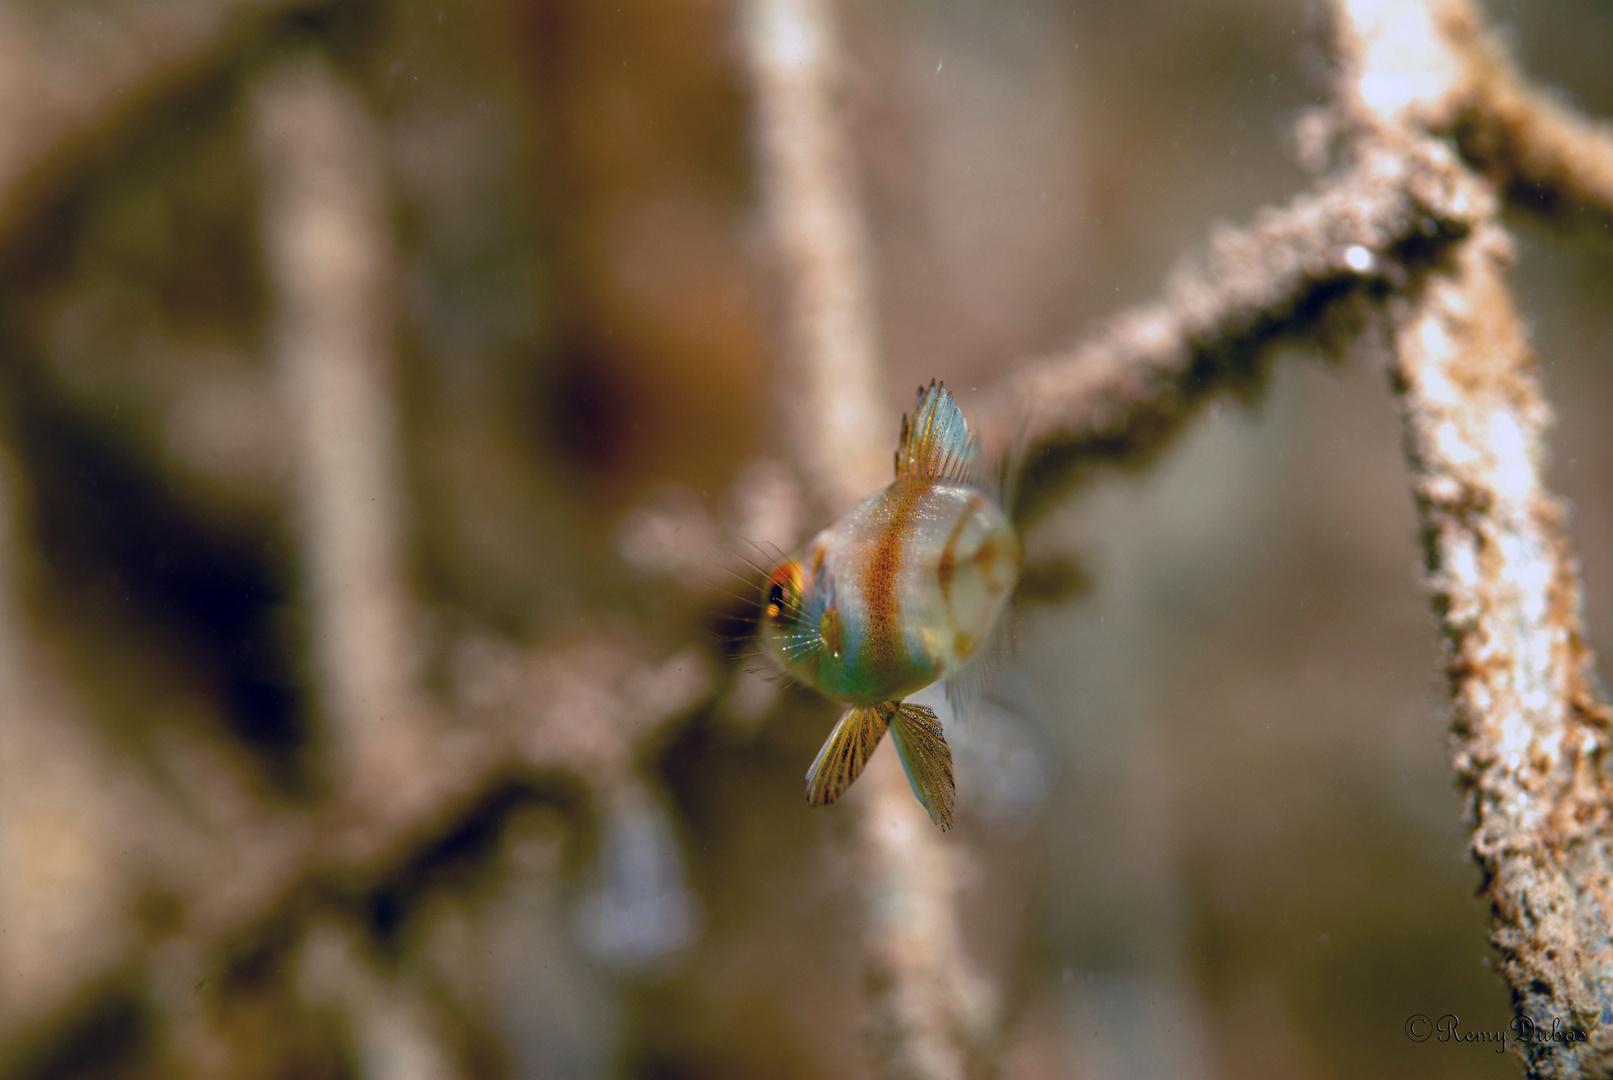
[0, 0, 1609, 1078]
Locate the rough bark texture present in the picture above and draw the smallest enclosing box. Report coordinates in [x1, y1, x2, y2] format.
[1388, 219, 1613, 1076]
[1431, 1, 1613, 236]
[980, 135, 1485, 526]
[4, 0, 1613, 1075]
[1332, 2, 1613, 1073]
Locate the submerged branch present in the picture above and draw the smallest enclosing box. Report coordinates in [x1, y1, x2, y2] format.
[973, 2, 1613, 1072]
[746, 1, 996, 1076]
[746, 0, 888, 510]
[253, 55, 433, 819]
[0, 0, 302, 244]
[1430, 0, 1613, 236]
[6, 0, 1613, 1073]
[981, 136, 1483, 526]
[1387, 215, 1613, 1078]
[1338, 1, 1613, 1073]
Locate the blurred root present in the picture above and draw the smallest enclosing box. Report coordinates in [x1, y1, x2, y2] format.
[0, 0, 299, 242]
[252, 53, 433, 819]
[746, 0, 887, 510]
[746, 0, 996, 1076]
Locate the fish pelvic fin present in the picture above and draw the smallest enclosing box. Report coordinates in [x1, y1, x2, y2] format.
[895, 380, 979, 486]
[806, 704, 891, 808]
[889, 701, 957, 831]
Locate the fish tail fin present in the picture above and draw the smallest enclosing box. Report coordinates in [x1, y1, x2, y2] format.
[889, 702, 957, 831]
[806, 704, 891, 808]
[896, 380, 979, 485]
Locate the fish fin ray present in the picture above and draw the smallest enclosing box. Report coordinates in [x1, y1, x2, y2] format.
[945, 663, 991, 730]
[944, 607, 1015, 727]
[805, 705, 890, 807]
[889, 702, 956, 831]
[895, 380, 979, 485]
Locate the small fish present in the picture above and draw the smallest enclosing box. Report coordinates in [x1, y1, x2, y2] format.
[760, 381, 1020, 830]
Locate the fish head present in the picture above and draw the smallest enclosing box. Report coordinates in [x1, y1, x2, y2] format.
[759, 541, 844, 688]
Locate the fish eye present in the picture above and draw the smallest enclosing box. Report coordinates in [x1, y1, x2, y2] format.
[765, 561, 803, 622]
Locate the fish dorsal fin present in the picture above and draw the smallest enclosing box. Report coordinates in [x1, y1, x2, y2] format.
[895, 380, 978, 485]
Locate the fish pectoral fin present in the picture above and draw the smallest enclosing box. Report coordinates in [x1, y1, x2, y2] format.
[945, 606, 1014, 726]
[889, 702, 957, 832]
[945, 657, 993, 729]
[806, 705, 891, 808]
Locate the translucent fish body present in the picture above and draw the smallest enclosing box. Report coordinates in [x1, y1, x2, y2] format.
[761, 477, 1018, 706]
[761, 380, 1018, 830]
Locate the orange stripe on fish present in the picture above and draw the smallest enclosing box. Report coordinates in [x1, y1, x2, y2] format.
[762, 380, 1018, 831]
[861, 475, 930, 687]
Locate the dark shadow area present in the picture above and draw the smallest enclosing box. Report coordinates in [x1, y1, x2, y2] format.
[7, 368, 312, 791]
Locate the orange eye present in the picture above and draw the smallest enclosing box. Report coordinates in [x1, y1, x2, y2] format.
[765, 561, 803, 622]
